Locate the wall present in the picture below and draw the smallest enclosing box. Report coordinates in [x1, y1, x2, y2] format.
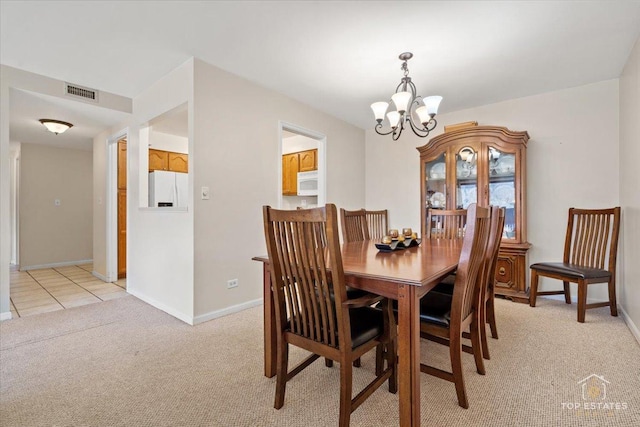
[126, 58, 195, 323]
[19, 143, 93, 268]
[366, 79, 620, 303]
[619, 35, 640, 338]
[149, 130, 188, 153]
[9, 142, 20, 265]
[192, 59, 365, 322]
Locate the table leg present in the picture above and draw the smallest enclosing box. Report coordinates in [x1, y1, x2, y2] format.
[262, 263, 276, 378]
[397, 284, 421, 426]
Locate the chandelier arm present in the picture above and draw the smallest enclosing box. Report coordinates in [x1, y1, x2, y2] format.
[407, 116, 431, 138]
[374, 123, 397, 136]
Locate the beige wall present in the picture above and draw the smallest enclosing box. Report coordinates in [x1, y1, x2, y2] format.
[366, 79, 620, 304]
[19, 143, 93, 268]
[619, 35, 640, 337]
[192, 59, 365, 321]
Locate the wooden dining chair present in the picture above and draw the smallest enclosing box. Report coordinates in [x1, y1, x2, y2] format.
[529, 207, 621, 323]
[364, 209, 388, 240]
[428, 206, 504, 361]
[418, 203, 491, 408]
[263, 204, 397, 426]
[426, 209, 468, 239]
[340, 208, 369, 242]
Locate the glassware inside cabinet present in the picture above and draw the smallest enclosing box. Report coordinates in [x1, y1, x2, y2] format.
[488, 146, 517, 238]
[425, 153, 447, 209]
[455, 146, 477, 209]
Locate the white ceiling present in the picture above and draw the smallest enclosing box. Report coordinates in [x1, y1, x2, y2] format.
[2, 1, 640, 147]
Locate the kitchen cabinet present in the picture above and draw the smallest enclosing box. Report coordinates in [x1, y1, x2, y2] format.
[168, 152, 188, 173]
[149, 149, 189, 172]
[282, 149, 317, 195]
[417, 124, 531, 302]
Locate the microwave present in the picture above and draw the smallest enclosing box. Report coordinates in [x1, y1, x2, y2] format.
[297, 171, 318, 196]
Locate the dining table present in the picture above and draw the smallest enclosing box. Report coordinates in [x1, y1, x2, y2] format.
[253, 238, 462, 427]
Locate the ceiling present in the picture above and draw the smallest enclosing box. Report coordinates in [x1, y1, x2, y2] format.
[2, 1, 639, 148]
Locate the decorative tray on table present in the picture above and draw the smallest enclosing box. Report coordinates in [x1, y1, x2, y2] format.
[375, 237, 422, 253]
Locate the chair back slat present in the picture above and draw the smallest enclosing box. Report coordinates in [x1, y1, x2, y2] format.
[449, 204, 491, 323]
[264, 205, 347, 349]
[426, 209, 467, 239]
[340, 208, 370, 242]
[566, 208, 621, 271]
[478, 206, 505, 305]
[365, 209, 388, 240]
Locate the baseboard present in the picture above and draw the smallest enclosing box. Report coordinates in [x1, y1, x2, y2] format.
[92, 271, 110, 283]
[126, 288, 194, 326]
[193, 298, 263, 325]
[21, 259, 93, 271]
[0, 311, 13, 321]
[619, 305, 640, 346]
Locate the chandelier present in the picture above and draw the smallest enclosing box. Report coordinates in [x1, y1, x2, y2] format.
[371, 52, 442, 141]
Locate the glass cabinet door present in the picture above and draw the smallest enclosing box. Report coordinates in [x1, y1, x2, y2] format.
[455, 146, 478, 209]
[488, 146, 517, 239]
[425, 153, 447, 209]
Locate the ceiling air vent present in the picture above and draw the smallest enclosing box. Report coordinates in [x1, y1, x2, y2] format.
[65, 83, 99, 103]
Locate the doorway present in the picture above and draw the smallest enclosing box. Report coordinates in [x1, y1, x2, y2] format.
[278, 122, 326, 209]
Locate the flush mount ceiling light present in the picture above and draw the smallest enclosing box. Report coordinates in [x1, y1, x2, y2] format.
[39, 119, 73, 135]
[371, 52, 442, 141]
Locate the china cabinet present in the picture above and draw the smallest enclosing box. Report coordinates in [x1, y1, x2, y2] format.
[417, 124, 531, 302]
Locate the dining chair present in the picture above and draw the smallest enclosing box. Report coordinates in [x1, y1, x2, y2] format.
[429, 206, 504, 361]
[263, 204, 397, 426]
[340, 208, 369, 242]
[529, 207, 621, 323]
[418, 203, 491, 408]
[426, 208, 468, 239]
[364, 209, 388, 240]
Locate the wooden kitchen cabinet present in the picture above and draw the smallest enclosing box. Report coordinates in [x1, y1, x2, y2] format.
[417, 124, 531, 302]
[299, 149, 317, 172]
[149, 149, 169, 171]
[168, 152, 188, 173]
[282, 149, 317, 195]
[149, 149, 189, 172]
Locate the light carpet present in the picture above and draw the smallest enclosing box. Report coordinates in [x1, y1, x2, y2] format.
[1, 295, 639, 426]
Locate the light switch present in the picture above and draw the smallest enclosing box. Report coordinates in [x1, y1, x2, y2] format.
[201, 186, 210, 200]
[54, 199, 61, 206]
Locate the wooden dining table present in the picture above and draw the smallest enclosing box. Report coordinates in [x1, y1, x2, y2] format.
[253, 238, 462, 427]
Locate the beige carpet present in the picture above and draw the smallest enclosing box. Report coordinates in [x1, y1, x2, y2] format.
[1, 295, 639, 426]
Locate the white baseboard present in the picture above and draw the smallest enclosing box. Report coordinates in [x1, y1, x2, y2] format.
[0, 311, 13, 321]
[193, 298, 263, 325]
[92, 270, 110, 283]
[126, 288, 194, 325]
[619, 305, 640, 346]
[21, 259, 93, 271]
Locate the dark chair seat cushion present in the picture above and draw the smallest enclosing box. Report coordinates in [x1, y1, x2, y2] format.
[530, 262, 611, 280]
[349, 306, 384, 349]
[377, 291, 453, 328]
[419, 291, 453, 327]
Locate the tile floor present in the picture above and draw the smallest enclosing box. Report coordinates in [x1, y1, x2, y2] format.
[9, 263, 127, 318]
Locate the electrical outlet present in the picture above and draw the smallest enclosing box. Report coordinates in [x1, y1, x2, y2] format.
[227, 279, 238, 289]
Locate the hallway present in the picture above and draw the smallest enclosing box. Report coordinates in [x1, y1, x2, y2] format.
[9, 264, 126, 318]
